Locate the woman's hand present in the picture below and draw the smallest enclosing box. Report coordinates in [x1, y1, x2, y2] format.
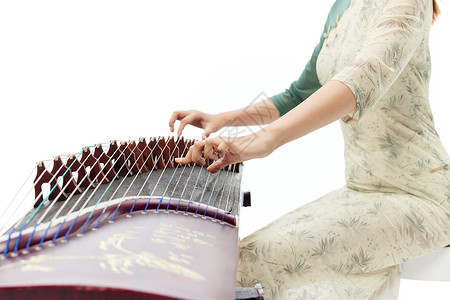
[175, 132, 274, 173]
[169, 110, 227, 139]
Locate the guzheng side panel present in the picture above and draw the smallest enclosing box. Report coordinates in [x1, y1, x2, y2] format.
[0, 212, 239, 300]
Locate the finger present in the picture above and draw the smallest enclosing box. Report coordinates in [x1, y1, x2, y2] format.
[175, 156, 191, 164]
[202, 127, 212, 140]
[203, 139, 219, 160]
[175, 146, 193, 164]
[191, 141, 206, 166]
[207, 157, 228, 173]
[169, 111, 185, 132]
[177, 114, 195, 138]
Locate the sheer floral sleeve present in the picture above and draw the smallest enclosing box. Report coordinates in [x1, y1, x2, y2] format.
[332, 0, 432, 121]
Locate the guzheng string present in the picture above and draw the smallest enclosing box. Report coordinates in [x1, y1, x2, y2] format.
[0, 164, 56, 236]
[19, 139, 154, 252]
[200, 170, 221, 217]
[35, 143, 127, 244]
[1, 141, 124, 255]
[221, 164, 237, 222]
[105, 136, 170, 221]
[194, 169, 213, 215]
[174, 157, 197, 213]
[0, 165, 36, 234]
[3, 147, 88, 257]
[185, 162, 206, 214]
[76, 140, 148, 234]
[213, 164, 234, 221]
[97, 137, 164, 223]
[21, 145, 126, 253]
[41, 143, 126, 247]
[20, 142, 137, 253]
[1, 136, 240, 259]
[147, 137, 222, 218]
[164, 143, 192, 212]
[139, 137, 183, 213]
[0, 152, 79, 233]
[156, 140, 191, 212]
[214, 163, 237, 222]
[81, 140, 157, 220]
[40, 145, 123, 224]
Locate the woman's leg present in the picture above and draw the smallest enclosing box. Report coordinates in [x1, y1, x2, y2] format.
[237, 187, 449, 300]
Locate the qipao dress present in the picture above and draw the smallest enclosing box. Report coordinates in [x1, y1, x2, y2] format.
[237, 0, 450, 299]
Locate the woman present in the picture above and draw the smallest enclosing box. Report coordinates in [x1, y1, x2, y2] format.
[169, 0, 449, 299]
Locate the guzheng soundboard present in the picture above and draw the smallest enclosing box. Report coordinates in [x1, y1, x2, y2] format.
[0, 136, 260, 300]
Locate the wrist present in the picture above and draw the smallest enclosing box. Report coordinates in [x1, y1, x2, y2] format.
[253, 126, 282, 158]
[263, 126, 284, 152]
[216, 111, 234, 127]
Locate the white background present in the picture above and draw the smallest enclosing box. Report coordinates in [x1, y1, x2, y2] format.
[0, 0, 449, 298]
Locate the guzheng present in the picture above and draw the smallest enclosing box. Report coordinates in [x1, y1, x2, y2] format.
[0, 136, 250, 300]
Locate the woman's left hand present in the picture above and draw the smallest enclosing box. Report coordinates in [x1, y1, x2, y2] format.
[175, 133, 274, 173]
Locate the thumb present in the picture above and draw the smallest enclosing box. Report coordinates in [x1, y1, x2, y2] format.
[207, 157, 227, 173]
[202, 129, 211, 140]
[202, 125, 215, 140]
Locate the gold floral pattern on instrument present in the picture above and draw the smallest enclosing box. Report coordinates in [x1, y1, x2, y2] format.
[98, 229, 206, 280]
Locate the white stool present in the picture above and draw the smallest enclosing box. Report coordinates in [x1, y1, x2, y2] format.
[401, 246, 450, 281]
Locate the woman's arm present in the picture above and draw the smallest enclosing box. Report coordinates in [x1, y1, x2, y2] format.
[176, 0, 429, 172]
[266, 80, 355, 149]
[169, 98, 280, 138]
[176, 80, 356, 172]
[218, 98, 280, 127]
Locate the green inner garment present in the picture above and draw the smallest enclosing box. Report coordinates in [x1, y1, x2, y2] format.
[271, 0, 351, 116]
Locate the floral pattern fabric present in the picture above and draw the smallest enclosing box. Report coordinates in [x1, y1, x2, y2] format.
[237, 0, 450, 299]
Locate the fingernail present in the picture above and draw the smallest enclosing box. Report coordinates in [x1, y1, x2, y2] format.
[207, 167, 217, 173]
[175, 158, 180, 162]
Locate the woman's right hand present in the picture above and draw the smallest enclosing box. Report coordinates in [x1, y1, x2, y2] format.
[175, 133, 275, 173]
[169, 110, 226, 139]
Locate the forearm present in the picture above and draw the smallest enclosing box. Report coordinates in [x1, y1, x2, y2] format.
[217, 98, 280, 127]
[175, 81, 356, 172]
[264, 80, 357, 150]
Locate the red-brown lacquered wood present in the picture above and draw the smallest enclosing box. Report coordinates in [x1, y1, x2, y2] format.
[0, 198, 237, 254]
[137, 138, 156, 171]
[93, 144, 117, 181]
[47, 158, 69, 201]
[0, 206, 239, 300]
[153, 137, 166, 169]
[158, 137, 169, 164]
[128, 140, 148, 173]
[80, 147, 109, 184]
[0, 286, 179, 300]
[147, 138, 159, 169]
[51, 156, 82, 197]
[33, 162, 66, 208]
[116, 142, 132, 176]
[173, 137, 186, 167]
[123, 141, 137, 175]
[185, 139, 195, 167]
[66, 155, 94, 190]
[106, 140, 121, 174]
[123, 141, 141, 175]
[165, 136, 175, 168]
